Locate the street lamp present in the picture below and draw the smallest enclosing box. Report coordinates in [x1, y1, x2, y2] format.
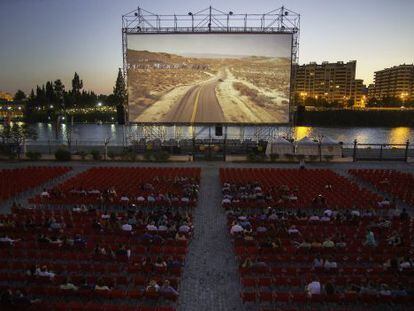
[227, 11, 233, 31]
[188, 12, 194, 32]
[97, 102, 103, 107]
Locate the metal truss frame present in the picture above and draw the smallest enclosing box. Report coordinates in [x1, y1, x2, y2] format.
[121, 6, 300, 139]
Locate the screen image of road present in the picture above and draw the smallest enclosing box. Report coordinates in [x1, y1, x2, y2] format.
[126, 33, 292, 123]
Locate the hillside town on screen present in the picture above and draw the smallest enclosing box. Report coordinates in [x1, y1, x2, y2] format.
[127, 34, 291, 123]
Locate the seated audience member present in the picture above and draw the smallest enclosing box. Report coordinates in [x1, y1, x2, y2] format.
[160, 280, 179, 297]
[387, 231, 403, 246]
[146, 222, 158, 232]
[312, 255, 324, 269]
[175, 232, 188, 241]
[306, 278, 321, 296]
[120, 194, 129, 203]
[392, 285, 408, 297]
[360, 282, 378, 295]
[308, 214, 320, 222]
[73, 234, 86, 246]
[146, 280, 160, 293]
[251, 258, 268, 270]
[322, 237, 335, 248]
[272, 238, 282, 249]
[49, 218, 65, 230]
[101, 212, 110, 219]
[94, 244, 107, 256]
[158, 223, 168, 231]
[399, 257, 413, 270]
[335, 236, 347, 248]
[378, 198, 390, 208]
[256, 225, 267, 233]
[60, 278, 79, 291]
[0, 235, 20, 245]
[320, 214, 331, 222]
[121, 222, 132, 232]
[40, 188, 50, 198]
[296, 239, 312, 249]
[179, 222, 191, 233]
[288, 225, 300, 235]
[241, 257, 252, 269]
[95, 279, 111, 291]
[35, 265, 55, 278]
[324, 257, 338, 270]
[230, 223, 243, 235]
[48, 235, 63, 245]
[154, 257, 167, 269]
[311, 239, 322, 249]
[379, 284, 392, 296]
[364, 229, 377, 247]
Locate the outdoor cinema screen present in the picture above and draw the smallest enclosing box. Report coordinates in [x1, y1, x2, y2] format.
[126, 33, 292, 124]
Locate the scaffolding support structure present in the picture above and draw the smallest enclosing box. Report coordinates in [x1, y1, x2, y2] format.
[121, 6, 300, 141]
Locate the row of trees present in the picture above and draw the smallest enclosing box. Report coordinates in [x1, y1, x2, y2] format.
[293, 94, 354, 108]
[12, 69, 127, 123]
[367, 97, 414, 107]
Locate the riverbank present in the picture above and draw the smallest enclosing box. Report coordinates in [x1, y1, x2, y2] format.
[296, 109, 414, 127]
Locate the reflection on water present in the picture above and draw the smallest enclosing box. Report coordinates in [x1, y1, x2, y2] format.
[14, 123, 414, 146]
[389, 127, 411, 145]
[294, 126, 312, 140]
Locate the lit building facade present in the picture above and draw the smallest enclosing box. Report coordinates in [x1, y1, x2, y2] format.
[370, 64, 414, 102]
[293, 61, 365, 106]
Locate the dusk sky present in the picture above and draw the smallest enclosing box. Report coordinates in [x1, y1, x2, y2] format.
[0, 0, 413, 95]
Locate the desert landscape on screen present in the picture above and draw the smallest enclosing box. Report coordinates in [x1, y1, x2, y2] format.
[126, 34, 291, 123]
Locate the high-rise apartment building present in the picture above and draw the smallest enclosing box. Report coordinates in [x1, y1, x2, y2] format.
[371, 64, 414, 102]
[293, 61, 364, 106]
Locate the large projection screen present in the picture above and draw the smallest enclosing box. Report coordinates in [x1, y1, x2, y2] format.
[126, 33, 292, 124]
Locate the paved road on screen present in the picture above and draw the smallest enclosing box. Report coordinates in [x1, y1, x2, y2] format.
[163, 70, 226, 123]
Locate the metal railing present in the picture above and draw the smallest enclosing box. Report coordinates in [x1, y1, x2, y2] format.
[346, 140, 412, 162]
[23, 138, 413, 162]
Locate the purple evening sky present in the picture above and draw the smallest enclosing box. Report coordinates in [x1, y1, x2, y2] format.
[0, 0, 413, 95]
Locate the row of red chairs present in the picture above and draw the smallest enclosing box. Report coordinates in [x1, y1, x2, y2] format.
[29, 167, 200, 205]
[349, 169, 414, 206]
[242, 291, 414, 304]
[1, 167, 200, 309]
[220, 168, 383, 209]
[0, 166, 70, 202]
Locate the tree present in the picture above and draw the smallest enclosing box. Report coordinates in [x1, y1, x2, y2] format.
[0, 123, 37, 159]
[53, 79, 65, 109]
[14, 90, 26, 101]
[113, 68, 127, 124]
[71, 72, 83, 94]
[45, 81, 55, 104]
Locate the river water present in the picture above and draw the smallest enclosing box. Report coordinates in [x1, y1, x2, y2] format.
[25, 123, 414, 147]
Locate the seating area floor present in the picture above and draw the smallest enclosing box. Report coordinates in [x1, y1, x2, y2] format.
[0, 161, 413, 311]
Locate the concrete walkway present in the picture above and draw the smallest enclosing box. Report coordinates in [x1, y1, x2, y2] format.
[178, 166, 245, 311]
